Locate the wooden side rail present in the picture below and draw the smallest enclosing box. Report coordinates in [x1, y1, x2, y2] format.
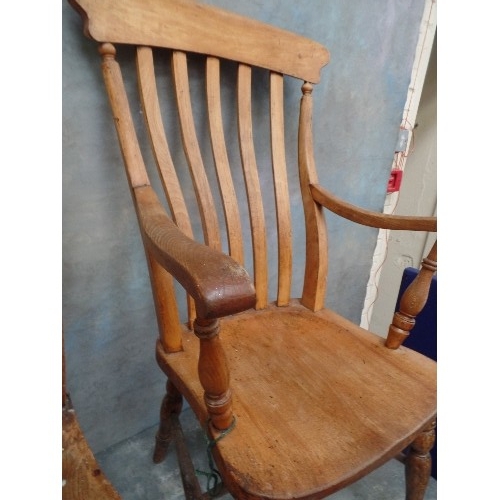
[68, 0, 329, 83]
[134, 185, 256, 320]
[310, 183, 436, 232]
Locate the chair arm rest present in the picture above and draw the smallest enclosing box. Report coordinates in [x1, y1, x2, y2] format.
[134, 185, 256, 320]
[310, 183, 436, 232]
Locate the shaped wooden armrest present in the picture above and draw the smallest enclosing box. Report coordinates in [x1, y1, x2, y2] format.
[310, 183, 437, 232]
[134, 185, 256, 320]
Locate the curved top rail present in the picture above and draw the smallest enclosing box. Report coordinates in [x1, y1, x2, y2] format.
[69, 0, 330, 83]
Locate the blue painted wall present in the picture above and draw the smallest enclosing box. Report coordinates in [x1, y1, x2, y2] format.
[63, 0, 425, 452]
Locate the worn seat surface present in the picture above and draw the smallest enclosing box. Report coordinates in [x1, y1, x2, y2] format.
[160, 300, 436, 499]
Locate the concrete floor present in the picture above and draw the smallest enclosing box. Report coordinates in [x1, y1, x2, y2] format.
[96, 405, 437, 500]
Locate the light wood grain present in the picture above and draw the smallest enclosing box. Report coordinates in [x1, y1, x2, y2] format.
[136, 46, 194, 237]
[136, 45, 196, 332]
[157, 300, 436, 499]
[298, 83, 328, 311]
[145, 248, 183, 352]
[69, 2, 437, 498]
[237, 64, 268, 309]
[270, 72, 292, 306]
[69, 0, 329, 83]
[206, 56, 245, 265]
[310, 183, 437, 231]
[99, 43, 149, 188]
[172, 50, 221, 251]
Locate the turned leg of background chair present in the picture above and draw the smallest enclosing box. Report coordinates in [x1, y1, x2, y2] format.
[153, 379, 183, 463]
[405, 420, 436, 500]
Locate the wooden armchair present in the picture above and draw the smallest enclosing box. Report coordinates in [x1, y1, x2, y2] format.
[68, 0, 437, 498]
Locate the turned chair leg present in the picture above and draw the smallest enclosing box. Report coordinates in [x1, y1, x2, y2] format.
[405, 420, 436, 500]
[153, 379, 183, 463]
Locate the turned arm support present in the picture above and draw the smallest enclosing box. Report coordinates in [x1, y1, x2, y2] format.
[134, 185, 256, 320]
[310, 183, 436, 231]
[386, 241, 437, 349]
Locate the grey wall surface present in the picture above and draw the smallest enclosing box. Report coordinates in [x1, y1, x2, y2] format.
[62, 0, 426, 453]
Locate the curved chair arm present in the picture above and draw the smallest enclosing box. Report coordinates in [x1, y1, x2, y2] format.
[134, 185, 256, 320]
[310, 183, 436, 232]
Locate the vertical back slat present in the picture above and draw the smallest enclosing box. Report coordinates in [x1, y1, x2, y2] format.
[172, 50, 221, 251]
[206, 57, 245, 265]
[136, 46, 194, 238]
[270, 72, 292, 306]
[137, 46, 195, 327]
[237, 64, 268, 309]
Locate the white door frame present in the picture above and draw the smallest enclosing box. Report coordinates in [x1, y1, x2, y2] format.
[360, 0, 437, 330]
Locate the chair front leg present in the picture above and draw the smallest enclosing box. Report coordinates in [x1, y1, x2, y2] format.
[153, 379, 183, 463]
[405, 419, 436, 500]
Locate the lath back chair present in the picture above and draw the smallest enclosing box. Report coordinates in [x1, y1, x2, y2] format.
[69, 0, 437, 498]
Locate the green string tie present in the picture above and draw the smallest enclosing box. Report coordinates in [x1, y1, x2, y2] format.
[196, 417, 236, 498]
